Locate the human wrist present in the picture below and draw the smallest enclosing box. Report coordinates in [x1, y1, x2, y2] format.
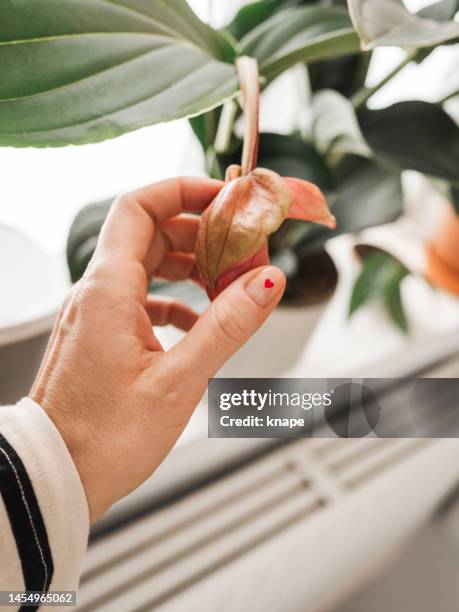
[31, 390, 108, 523]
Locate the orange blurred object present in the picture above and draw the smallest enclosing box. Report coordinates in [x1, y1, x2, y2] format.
[426, 205, 459, 296]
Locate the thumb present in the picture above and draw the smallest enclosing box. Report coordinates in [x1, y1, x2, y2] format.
[170, 265, 285, 385]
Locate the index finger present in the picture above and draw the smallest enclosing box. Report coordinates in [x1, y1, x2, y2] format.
[96, 177, 223, 265]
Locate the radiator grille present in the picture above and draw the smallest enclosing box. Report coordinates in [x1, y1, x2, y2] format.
[77, 438, 430, 612]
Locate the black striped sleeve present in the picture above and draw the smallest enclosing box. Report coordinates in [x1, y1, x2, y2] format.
[0, 433, 54, 612]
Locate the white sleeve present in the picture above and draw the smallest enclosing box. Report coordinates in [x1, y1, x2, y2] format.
[0, 397, 89, 598]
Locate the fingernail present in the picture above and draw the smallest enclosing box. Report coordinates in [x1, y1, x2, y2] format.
[245, 267, 285, 307]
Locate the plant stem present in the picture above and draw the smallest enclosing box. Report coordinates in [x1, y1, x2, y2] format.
[214, 99, 238, 154]
[236, 56, 260, 175]
[351, 49, 418, 111]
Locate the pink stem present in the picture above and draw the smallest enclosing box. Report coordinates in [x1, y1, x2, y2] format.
[236, 56, 260, 175]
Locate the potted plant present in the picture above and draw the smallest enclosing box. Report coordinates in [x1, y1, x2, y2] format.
[1, 0, 458, 329]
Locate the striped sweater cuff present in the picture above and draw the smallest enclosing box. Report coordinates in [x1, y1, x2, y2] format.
[0, 398, 89, 599]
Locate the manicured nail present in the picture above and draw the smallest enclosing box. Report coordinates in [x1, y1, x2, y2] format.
[245, 267, 284, 307]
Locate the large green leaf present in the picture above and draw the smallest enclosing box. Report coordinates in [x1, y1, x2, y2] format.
[228, 0, 367, 98]
[227, 0, 312, 40]
[0, 0, 237, 146]
[360, 101, 459, 184]
[227, 1, 352, 41]
[347, 0, 459, 49]
[240, 6, 360, 80]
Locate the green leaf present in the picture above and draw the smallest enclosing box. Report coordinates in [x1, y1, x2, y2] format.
[240, 6, 360, 80]
[311, 89, 372, 163]
[383, 274, 409, 333]
[294, 156, 403, 253]
[228, 0, 367, 98]
[0, 0, 237, 147]
[66, 199, 111, 282]
[227, 0, 311, 40]
[349, 252, 387, 315]
[189, 110, 220, 152]
[360, 101, 459, 184]
[347, 0, 459, 49]
[349, 250, 410, 332]
[308, 52, 371, 98]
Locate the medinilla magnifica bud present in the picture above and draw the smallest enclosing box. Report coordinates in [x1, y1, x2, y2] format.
[195, 56, 336, 300]
[196, 165, 335, 299]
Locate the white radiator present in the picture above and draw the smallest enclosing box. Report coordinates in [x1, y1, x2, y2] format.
[76, 437, 459, 612]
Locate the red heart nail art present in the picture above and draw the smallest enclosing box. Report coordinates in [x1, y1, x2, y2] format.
[264, 278, 274, 289]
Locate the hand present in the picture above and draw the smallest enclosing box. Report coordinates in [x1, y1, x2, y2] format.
[31, 178, 285, 522]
